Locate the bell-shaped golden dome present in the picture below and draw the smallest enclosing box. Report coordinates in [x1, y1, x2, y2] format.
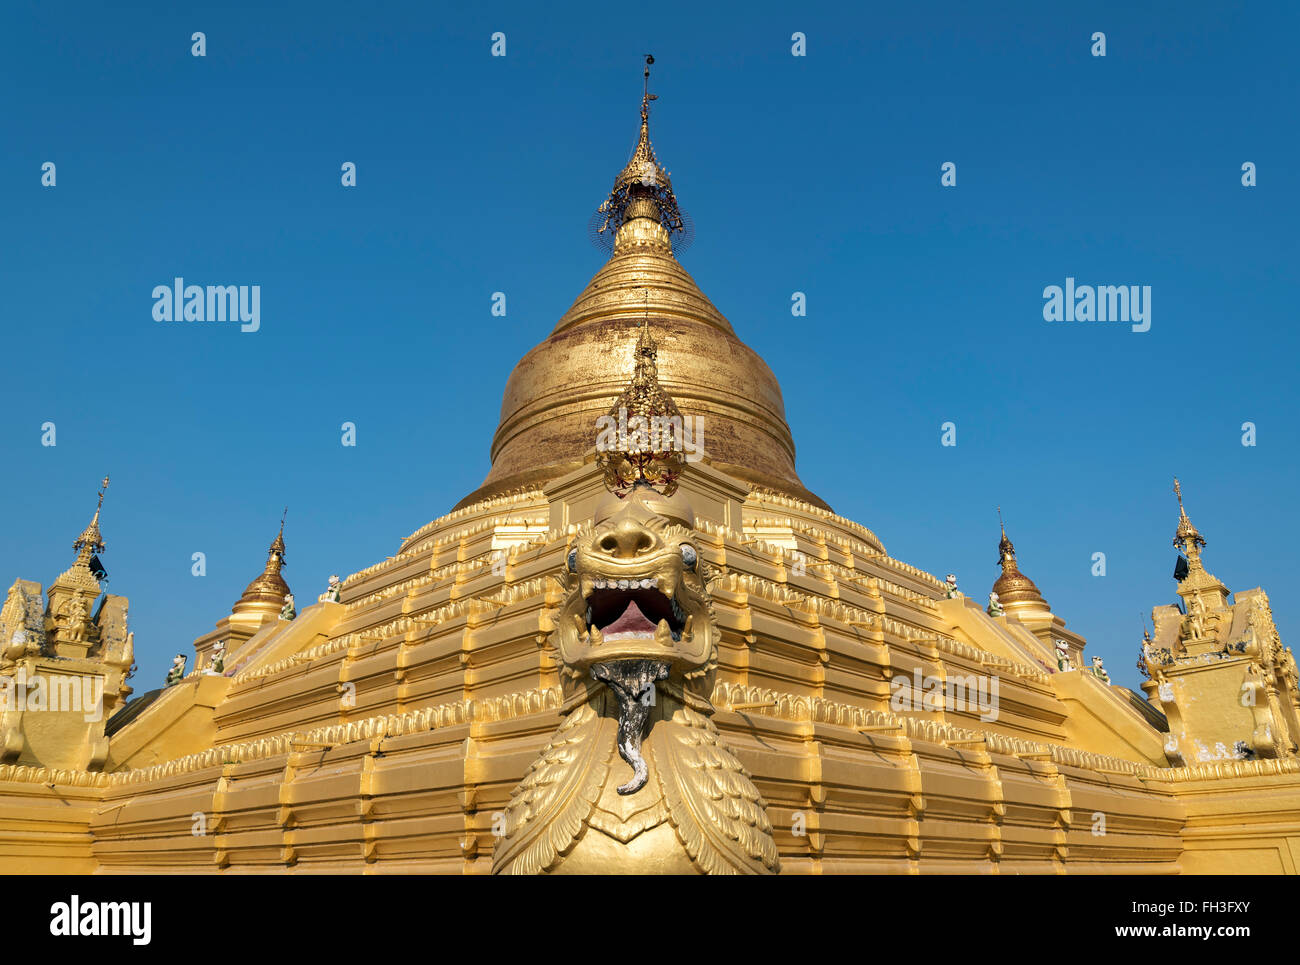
[233, 519, 290, 615]
[456, 83, 826, 511]
[991, 518, 1050, 613]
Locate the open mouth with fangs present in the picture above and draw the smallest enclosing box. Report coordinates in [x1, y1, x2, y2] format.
[583, 578, 688, 645]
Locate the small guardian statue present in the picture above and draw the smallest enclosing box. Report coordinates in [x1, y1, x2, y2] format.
[319, 574, 342, 604]
[279, 592, 296, 621]
[66, 595, 89, 643]
[1055, 639, 1073, 672]
[944, 573, 962, 599]
[1090, 655, 1110, 683]
[207, 640, 226, 675]
[165, 654, 187, 687]
[987, 591, 1004, 617]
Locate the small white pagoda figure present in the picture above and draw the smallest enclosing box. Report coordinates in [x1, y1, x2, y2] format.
[279, 592, 296, 621]
[1055, 639, 1073, 671]
[207, 640, 226, 675]
[319, 574, 342, 604]
[944, 574, 961, 599]
[1090, 655, 1110, 684]
[164, 654, 187, 687]
[987, 591, 1004, 617]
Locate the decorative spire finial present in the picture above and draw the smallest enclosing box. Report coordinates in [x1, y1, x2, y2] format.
[643, 53, 655, 115]
[270, 507, 287, 566]
[592, 56, 690, 255]
[991, 510, 1049, 612]
[73, 474, 110, 561]
[595, 304, 685, 498]
[996, 506, 1014, 566]
[233, 511, 292, 613]
[1172, 477, 1206, 556]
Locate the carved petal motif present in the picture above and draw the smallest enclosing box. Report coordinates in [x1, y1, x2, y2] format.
[651, 707, 781, 875]
[492, 704, 609, 875]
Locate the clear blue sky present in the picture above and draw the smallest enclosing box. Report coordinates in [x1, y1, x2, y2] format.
[2, 1, 1296, 692]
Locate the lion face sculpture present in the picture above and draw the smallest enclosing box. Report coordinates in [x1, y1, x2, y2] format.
[556, 486, 717, 708]
[493, 484, 780, 875]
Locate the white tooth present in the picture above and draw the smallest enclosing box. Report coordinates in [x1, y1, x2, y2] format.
[650, 577, 658, 588]
[640, 578, 653, 589]
[618, 579, 630, 589]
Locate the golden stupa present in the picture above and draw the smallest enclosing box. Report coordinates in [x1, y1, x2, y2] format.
[2, 69, 1299, 875]
[458, 80, 825, 512]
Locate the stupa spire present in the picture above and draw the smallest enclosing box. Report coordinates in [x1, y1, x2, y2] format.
[595, 55, 687, 255]
[991, 508, 1049, 612]
[269, 507, 287, 567]
[233, 510, 291, 613]
[72, 475, 110, 563]
[1173, 477, 1206, 562]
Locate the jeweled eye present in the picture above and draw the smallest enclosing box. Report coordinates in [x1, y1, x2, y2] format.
[679, 544, 697, 571]
[567, 549, 578, 573]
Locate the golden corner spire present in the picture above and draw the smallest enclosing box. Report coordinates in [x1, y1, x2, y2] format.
[270, 506, 288, 565]
[1173, 477, 1206, 558]
[592, 55, 690, 256]
[233, 509, 291, 614]
[595, 291, 686, 498]
[72, 475, 110, 562]
[991, 507, 1049, 612]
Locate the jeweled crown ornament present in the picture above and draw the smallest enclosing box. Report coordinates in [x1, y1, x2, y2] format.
[595, 306, 686, 498]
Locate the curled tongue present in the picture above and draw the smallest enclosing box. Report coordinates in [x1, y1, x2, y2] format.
[591, 659, 670, 795]
[602, 600, 657, 637]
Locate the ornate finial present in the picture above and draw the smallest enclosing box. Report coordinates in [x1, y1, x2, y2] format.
[996, 507, 1015, 566]
[1172, 477, 1206, 555]
[270, 508, 287, 564]
[233, 512, 292, 613]
[991, 511, 1049, 611]
[73, 474, 110, 560]
[595, 307, 686, 498]
[593, 57, 689, 253]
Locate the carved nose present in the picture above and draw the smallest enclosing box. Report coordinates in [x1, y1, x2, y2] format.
[597, 521, 655, 559]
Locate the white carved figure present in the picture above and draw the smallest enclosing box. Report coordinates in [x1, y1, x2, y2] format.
[944, 574, 961, 599]
[207, 640, 226, 675]
[165, 653, 187, 687]
[1090, 655, 1110, 684]
[986, 591, 1004, 617]
[319, 574, 342, 604]
[1055, 639, 1073, 672]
